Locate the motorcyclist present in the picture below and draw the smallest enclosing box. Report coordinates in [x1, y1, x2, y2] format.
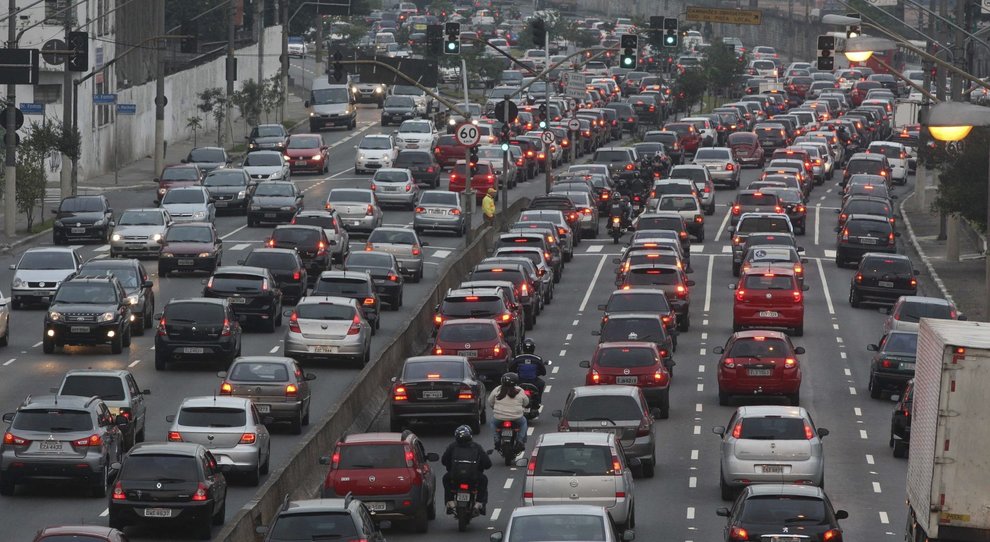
[441, 425, 492, 515]
[487, 372, 530, 446]
[608, 195, 634, 228]
[508, 338, 547, 396]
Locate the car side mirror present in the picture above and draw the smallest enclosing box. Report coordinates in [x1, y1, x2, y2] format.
[579, 360, 591, 368]
[913, 269, 920, 275]
[716, 507, 731, 517]
[153, 177, 160, 182]
[650, 408, 662, 419]
[727, 226, 734, 234]
[713, 346, 725, 354]
[143, 280, 154, 288]
[514, 457, 528, 467]
[958, 314, 968, 321]
[626, 456, 641, 469]
[686, 280, 696, 287]
[597, 304, 607, 311]
[728, 283, 737, 290]
[802, 285, 810, 291]
[491, 532, 505, 542]
[179, 158, 187, 163]
[612, 258, 621, 264]
[801, 258, 809, 264]
[304, 100, 310, 108]
[817, 428, 830, 438]
[835, 510, 849, 520]
[834, 208, 840, 214]
[217, 371, 228, 378]
[50, 208, 58, 214]
[622, 529, 636, 542]
[712, 425, 726, 436]
[165, 414, 176, 423]
[551, 409, 563, 418]
[794, 346, 806, 355]
[894, 231, 901, 237]
[2, 413, 13, 423]
[879, 307, 891, 315]
[834, 227, 841, 232]
[7, 264, 14, 270]
[591, 330, 601, 336]
[255, 526, 270, 535]
[305, 373, 317, 381]
[426, 452, 440, 462]
[867, 344, 878, 351]
[319, 455, 332, 465]
[115, 414, 129, 427]
[153, 312, 163, 320]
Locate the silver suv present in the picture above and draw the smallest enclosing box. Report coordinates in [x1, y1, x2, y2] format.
[56, 369, 150, 450]
[0, 394, 128, 496]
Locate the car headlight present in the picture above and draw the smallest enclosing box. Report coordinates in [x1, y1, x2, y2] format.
[312, 154, 323, 160]
[11, 277, 24, 288]
[198, 252, 213, 258]
[111, 233, 122, 241]
[382, 155, 391, 163]
[161, 252, 174, 258]
[94, 218, 107, 227]
[237, 190, 246, 199]
[358, 153, 366, 161]
[98, 311, 115, 323]
[193, 211, 206, 219]
[54, 220, 63, 227]
[309, 112, 316, 117]
[351, 86, 358, 93]
[270, 172, 282, 180]
[157, 188, 166, 195]
[48, 311, 62, 321]
[248, 142, 257, 149]
[375, 86, 384, 94]
[152, 233, 163, 241]
[127, 295, 139, 305]
[448, 118, 457, 126]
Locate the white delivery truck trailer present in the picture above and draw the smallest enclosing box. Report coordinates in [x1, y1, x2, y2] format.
[906, 319, 990, 542]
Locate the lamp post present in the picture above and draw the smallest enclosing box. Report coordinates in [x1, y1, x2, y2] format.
[926, 101, 990, 319]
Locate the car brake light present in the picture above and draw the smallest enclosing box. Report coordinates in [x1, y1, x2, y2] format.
[221, 318, 232, 337]
[191, 483, 208, 501]
[167, 431, 182, 442]
[784, 357, 797, 368]
[393, 385, 408, 401]
[888, 232, 895, 245]
[285, 384, 298, 396]
[804, 421, 815, 439]
[735, 288, 746, 301]
[239, 433, 257, 444]
[2, 432, 28, 446]
[726, 163, 734, 171]
[611, 456, 622, 473]
[823, 529, 841, 542]
[590, 369, 600, 383]
[363, 297, 376, 307]
[458, 385, 473, 400]
[112, 481, 126, 500]
[288, 311, 301, 333]
[732, 205, 741, 215]
[653, 370, 667, 384]
[792, 290, 802, 303]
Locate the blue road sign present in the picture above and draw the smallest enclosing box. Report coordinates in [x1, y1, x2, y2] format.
[116, 103, 136, 115]
[19, 102, 43, 115]
[93, 93, 116, 104]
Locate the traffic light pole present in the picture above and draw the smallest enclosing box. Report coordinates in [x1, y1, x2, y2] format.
[61, 15, 74, 198]
[460, 58, 474, 245]
[4, 0, 16, 237]
[544, 37, 551, 196]
[501, 102, 509, 214]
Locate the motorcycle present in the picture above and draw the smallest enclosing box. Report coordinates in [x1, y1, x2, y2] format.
[495, 419, 524, 466]
[608, 214, 624, 243]
[451, 480, 482, 532]
[520, 381, 543, 420]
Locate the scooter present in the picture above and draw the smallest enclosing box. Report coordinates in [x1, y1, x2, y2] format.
[494, 419, 524, 466]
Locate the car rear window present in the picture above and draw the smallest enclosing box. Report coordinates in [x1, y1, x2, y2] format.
[177, 407, 246, 427]
[637, 217, 682, 231]
[728, 338, 789, 357]
[898, 301, 953, 322]
[845, 219, 891, 236]
[848, 159, 884, 174]
[368, 229, 416, 244]
[694, 149, 731, 160]
[739, 496, 827, 524]
[535, 444, 613, 475]
[270, 512, 359, 539]
[273, 228, 320, 245]
[313, 277, 369, 296]
[626, 267, 680, 286]
[594, 150, 632, 162]
[243, 251, 298, 270]
[596, 347, 657, 367]
[230, 362, 290, 382]
[496, 250, 541, 265]
[869, 145, 902, 159]
[601, 318, 664, 343]
[60, 375, 125, 401]
[121, 454, 200, 481]
[209, 273, 264, 291]
[738, 193, 778, 207]
[845, 200, 890, 216]
[329, 189, 372, 203]
[165, 302, 224, 322]
[566, 396, 643, 421]
[861, 257, 911, 275]
[737, 217, 790, 234]
[883, 333, 918, 354]
[737, 416, 808, 440]
[657, 196, 698, 212]
[669, 168, 705, 182]
[337, 443, 406, 468]
[441, 295, 503, 317]
[743, 274, 795, 290]
[13, 409, 92, 432]
[403, 360, 465, 380]
[607, 293, 670, 312]
[438, 322, 498, 342]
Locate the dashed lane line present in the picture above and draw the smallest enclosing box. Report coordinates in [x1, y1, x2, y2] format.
[220, 224, 248, 240]
[128, 359, 141, 368]
[558, 349, 566, 356]
[544, 385, 552, 393]
[691, 449, 699, 460]
[866, 454, 875, 464]
[844, 368, 852, 376]
[873, 482, 882, 493]
[572, 320, 579, 326]
[551, 366, 559, 374]
[686, 507, 695, 520]
[860, 429, 869, 439]
[231, 243, 251, 251]
[32, 341, 41, 348]
[689, 244, 705, 253]
[491, 508, 501, 521]
[703, 255, 714, 312]
[854, 407, 861, 416]
[269, 345, 281, 354]
[721, 245, 732, 254]
[503, 478, 513, 489]
[696, 383, 704, 392]
[814, 204, 821, 246]
[565, 334, 572, 340]
[699, 347, 706, 355]
[689, 476, 697, 488]
[879, 511, 890, 524]
[815, 258, 835, 315]
[431, 249, 451, 259]
[849, 387, 857, 395]
[693, 425, 701, 435]
[586, 244, 603, 253]
[3, 358, 13, 366]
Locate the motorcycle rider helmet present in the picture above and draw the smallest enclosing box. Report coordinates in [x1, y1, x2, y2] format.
[454, 425, 473, 444]
[521, 338, 537, 355]
[501, 372, 519, 387]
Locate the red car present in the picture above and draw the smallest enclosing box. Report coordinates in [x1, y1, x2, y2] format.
[449, 161, 496, 203]
[284, 133, 329, 174]
[33, 526, 127, 542]
[433, 134, 465, 168]
[433, 318, 511, 379]
[731, 264, 808, 336]
[727, 132, 765, 168]
[663, 122, 701, 155]
[714, 330, 804, 406]
[154, 164, 203, 205]
[850, 80, 883, 106]
[579, 341, 671, 417]
[319, 431, 438, 532]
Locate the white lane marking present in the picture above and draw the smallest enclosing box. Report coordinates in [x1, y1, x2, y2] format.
[815, 258, 835, 315]
[686, 507, 695, 520]
[840, 352, 847, 359]
[231, 243, 251, 251]
[526, 427, 534, 436]
[691, 449, 699, 460]
[544, 385, 552, 393]
[873, 481, 882, 493]
[572, 320, 579, 326]
[866, 454, 875, 464]
[714, 208, 732, 242]
[586, 244, 603, 253]
[699, 347, 706, 355]
[504, 478, 514, 489]
[689, 244, 705, 253]
[431, 249, 452, 259]
[844, 368, 852, 376]
[32, 341, 42, 348]
[128, 359, 141, 368]
[880, 511, 890, 524]
[577, 255, 608, 312]
[695, 403, 703, 412]
[701, 332, 708, 340]
[269, 345, 280, 354]
[565, 334, 572, 340]
[836, 337, 843, 343]
[551, 366, 559, 374]
[95, 244, 110, 252]
[854, 407, 862, 416]
[697, 383, 704, 392]
[833, 323, 839, 330]
[689, 476, 697, 488]
[693, 426, 701, 435]
[2, 358, 13, 366]
[558, 349, 566, 357]
[698, 365, 705, 373]
[99, 508, 109, 517]
[703, 255, 714, 312]
[826, 188, 833, 194]
[721, 245, 732, 254]
[814, 204, 821, 246]
[849, 387, 857, 395]
[703, 319, 709, 326]
[860, 429, 869, 439]
[491, 508, 501, 521]
[220, 224, 248, 240]
[824, 249, 836, 258]
[328, 168, 356, 179]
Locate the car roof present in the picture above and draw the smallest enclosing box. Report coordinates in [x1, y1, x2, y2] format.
[63, 368, 132, 378]
[404, 355, 468, 365]
[732, 329, 789, 340]
[24, 246, 76, 254]
[601, 312, 663, 321]
[245, 247, 299, 256]
[537, 431, 616, 446]
[745, 483, 825, 498]
[569, 385, 642, 398]
[231, 355, 295, 365]
[22, 394, 94, 409]
[845, 213, 893, 223]
[179, 396, 251, 409]
[862, 252, 910, 261]
[36, 525, 118, 537]
[897, 295, 952, 305]
[129, 442, 204, 456]
[741, 263, 797, 276]
[166, 297, 226, 306]
[281, 498, 356, 513]
[507, 504, 610, 517]
[317, 270, 372, 280]
[212, 265, 268, 277]
[737, 405, 808, 418]
[610, 288, 666, 296]
[80, 258, 140, 270]
[639, 211, 685, 220]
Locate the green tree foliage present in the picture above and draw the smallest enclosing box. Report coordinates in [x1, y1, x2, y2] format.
[197, 88, 228, 146]
[932, 128, 989, 231]
[231, 79, 264, 131]
[672, 69, 707, 112]
[15, 124, 60, 232]
[704, 40, 743, 97]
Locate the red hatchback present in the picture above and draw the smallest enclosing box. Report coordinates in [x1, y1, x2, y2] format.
[434, 318, 511, 379]
[284, 134, 329, 174]
[714, 330, 804, 406]
[449, 162, 496, 203]
[663, 122, 701, 155]
[731, 264, 808, 336]
[579, 342, 671, 418]
[433, 134, 464, 168]
[154, 164, 203, 205]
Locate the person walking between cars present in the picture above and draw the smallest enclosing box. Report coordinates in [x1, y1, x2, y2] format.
[482, 187, 496, 229]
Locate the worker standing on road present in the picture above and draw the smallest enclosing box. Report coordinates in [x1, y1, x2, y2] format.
[482, 187, 496, 229]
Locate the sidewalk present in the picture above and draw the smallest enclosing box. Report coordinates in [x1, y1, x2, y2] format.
[0, 93, 311, 251]
[900, 190, 987, 321]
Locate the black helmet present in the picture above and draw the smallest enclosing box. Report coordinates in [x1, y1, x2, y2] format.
[501, 372, 519, 387]
[522, 338, 537, 355]
[454, 425, 473, 444]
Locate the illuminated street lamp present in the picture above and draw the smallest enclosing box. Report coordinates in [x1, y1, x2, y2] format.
[841, 36, 896, 62]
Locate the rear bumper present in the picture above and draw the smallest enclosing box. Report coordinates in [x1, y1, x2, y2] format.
[322, 489, 424, 520]
[853, 284, 916, 302]
[109, 500, 214, 526]
[733, 307, 803, 330]
[722, 458, 823, 487]
[156, 339, 239, 361]
[391, 401, 480, 420]
[1, 455, 103, 483]
[717, 372, 801, 395]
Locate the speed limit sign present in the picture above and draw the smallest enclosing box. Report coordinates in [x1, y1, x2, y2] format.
[541, 130, 556, 144]
[567, 118, 580, 131]
[455, 124, 481, 146]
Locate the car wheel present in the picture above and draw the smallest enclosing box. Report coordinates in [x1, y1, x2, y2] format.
[789, 392, 801, 406]
[110, 330, 124, 354]
[265, 311, 277, 333]
[0, 323, 8, 347]
[212, 497, 226, 525]
[678, 313, 690, 332]
[196, 516, 213, 540]
[731, 263, 740, 276]
[427, 495, 436, 520]
[289, 411, 303, 435]
[389, 417, 403, 432]
[122, 325, 132, 347]
[409, 504, 429, 533]
[792, 325, 804, 337]
[359, 344, 371, 367]
[108, 511, 126, 530]
[720, 470, 735, 501]
[869, 373, 882, 399]
[641, 455, 656, 478]
[849, 288, 861, 308]
[718, 390, 730, 406]
[42, 336, 55, 355]
[893, 440, 908, 458]
[659, 390, 670, 419]
[154, 351, 168, 370]
[91, 463, 109, 498]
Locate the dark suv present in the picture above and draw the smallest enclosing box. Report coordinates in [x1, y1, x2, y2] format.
[268, 225, 332, 281]
[108, 442, 229, 539]
[319, 431, 438, 533]
[849, 253, 918, 307]
[1, 394, 127, 496]
[52, 195, 114, 245]
[835, 214, 897, 267]
[393, 150, 442, 188]
[78, 258, 156, 335]
[203, 266, 283, 332]
[154, 298, 243, 370]
[311, 271, 381, 332]
[468, 263, 537, 330]
[239, 248, 308, 302]
[43, 275, 133, 355]
[260, 495, 386, 542]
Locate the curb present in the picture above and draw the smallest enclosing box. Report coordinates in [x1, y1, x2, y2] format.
[0, 227, 53, 255]
[899, 190, 955, 304]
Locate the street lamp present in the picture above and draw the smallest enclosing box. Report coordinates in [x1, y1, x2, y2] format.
[841, 36, 896, 63]
[927, 101, 990, 319]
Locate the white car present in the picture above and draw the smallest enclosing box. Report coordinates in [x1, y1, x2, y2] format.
[110, 207, 172, 258]
[241, 150, 290, 182]
[393, 119, 438, 151]
[9, 247, 82, 309]
[287, 38, 308, 58]
[354, 134, 398, 174]
[867, 141, 909, 185]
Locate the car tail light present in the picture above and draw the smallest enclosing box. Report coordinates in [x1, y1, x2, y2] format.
[219, 318, 232, 337]
[792, 290, 802, 303]
[393, 385, 408, 401]
[363, 297, 376, 307]
[292, 269, 302, 281]
[220, 382, 233, 395]
[191, 483, 209, 501]
[732, 205, 741, 215]
[635, 417, 651, 437]
[167, 431, 182, 442]
[434, 315, 443, 326]
[841, 228, 849, 241]
[500, 312, 513, 323]
[679, 231, 687, 238]
[784, 357, 797, 368]
[347, 315, 362, 335]
[653, 370, 667, 384]
[723, 357, 736, 369]
[112, 481, 126, 500]
[726, 163, 735, 171]
[910, 277, 918, 288]
[411, 244, 422, 256]
[285, 384, 298, 397]
[775, 206, 783, 213]
[855, 273, 863, 283]
[370, 182, 377, 191]
[457, 385, 473, 400]
[366, 205, 374, 216]
[239, 433, 257, 444]
[676, 285, 687, 298]
[735, 288, 746, 301]
[288, 311, 301, 333]
[267, 238, 276, 247]
[881, 359, 895, 368]
[888, 232, 895, 245]
[796, 204, 806, 213]
[794, 264, 803, 274]
[611, 456, 622, 473]
[823, 529, 842, 542]
[2, 432, 28, 446]
[590, 369, 600, 383]
[804, 421, 815, 439]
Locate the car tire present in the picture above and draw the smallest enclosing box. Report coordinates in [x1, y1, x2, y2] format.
[869, 373, 882, 399]
[122, 325, 131, 347]
[849, 288, 861, 308]
[427, 495, 436, 520]
[154, 351, 168, 370]
[678, 313, 690, 332]
[789, 392, 801, 406]
[196, 516, 213, 540]
[893, 440, 908, 458]
[42, 337, 55, 354]
[792, 325, 804, 337]
[410, 504, 429, 533]
[697, 231, 705, 242]
[290, 411, 303, 435]
[265, 312, 277, 333]
[0, 323, 8, 347]
[213, 498, 226, 525]
[91, 463, 109, 498]
[718, 390, 730, 406]
[720, 471, 734, 501]
[359, 344, 371, 368]
[389, 417, 403, 432]
[659, 390, 670, 419]
[731, 263, 740, 277]
[381, 118, 388, 127]
[110, 330, 123, 354]
[641, 455, 656, 478]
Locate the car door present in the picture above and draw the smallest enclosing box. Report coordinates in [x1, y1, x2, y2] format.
[251, 404, 271, 461]
[292, 360, 312, 408]
[203, 451, 227, 508]
[414, 439, 436, 500]
[126, 373, 147, 435]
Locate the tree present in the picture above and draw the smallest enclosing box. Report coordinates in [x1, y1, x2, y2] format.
[704, 40, 743, 98]
[932, 128, 988, 231]
[261, 73, 286, 124]
[672, 69, 707, 113]
[186, 116, 203, 146]
[15, 126, 54, 232]
[197, 88, 227, 147]
[231, 79, 264, 134]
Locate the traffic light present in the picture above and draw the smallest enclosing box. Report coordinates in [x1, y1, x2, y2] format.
[331, 51, 344, 83]
[444, 22, 460, 55]
[468, 145, 479, 176]
[846, 24, 861, 39]
[427, 24, 442, 56]
[66, 31, 88, 72]
[531, 18, 546, 48]
[663, 17, 678, 48]
[816, 35, 835, 71]
[538, 104, 547, 129]
[620, 34, 638, 69]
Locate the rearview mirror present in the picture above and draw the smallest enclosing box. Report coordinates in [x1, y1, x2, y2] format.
[817, 427, 830, 438]
[216, 371, 228, 378]
[716, 507, 730, 517]
[578, 360, 590, 368]
[650, 408, 662, 419]
[255, 526, 270, 535]
[867, 344, 878, 351]
[612, 258, 621, 264]
[794, 346, 806, 355]
[491, 532, 504, 542]
[2, 413, 13, 423]
[712, 425, 726, 436]
[305, 373, 317, 381]
[835, 510, 848, 520]
[304, 100, 310, 108]
[165, 414, 176, 423]
[597, 304, 607, 311]
[514, 457, 528, 467]
[319, 455, 331, 465]
[713, 346, 724, 354]
[622, 529, 636, 542]
[591, 330, 601, 336]
[802, 285, 810, 291]
[728, 283, 737, 290]
[878, 307, 891, 315]
[686, 280, 696, 287]
[143, 280, 154, 288]
[426, 452, 439, 461]
[890, 394, 901, 402]
[551, 409, 563, 418]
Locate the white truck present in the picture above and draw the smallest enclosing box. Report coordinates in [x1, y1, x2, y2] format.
[906, 319, 990, 542]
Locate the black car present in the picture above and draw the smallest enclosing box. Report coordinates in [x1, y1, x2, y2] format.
[247, 123, 289, 152]
[867, 330, 917, 399]
[267, 225, 332, 281]
[835, 214, 897, 267]
[643, 131, 682, 164]
[310, 271, 381, 332]
[849, 253, 918, 307]
[434, 287, 523, 352]
[717, 485, 847, 542]
[108, 442, 229, 539]
[343, 251, 404, 310]
[154, 298, 243, 370]
[605, 102, 638, 134]
[381, 95, 418, 127]
[52, 195, 114, 245]
[78, 258, 156, 334]
[389, 355, 486, 433]
[629, 94, 661, 124]
[43, 275, 133, 355]
[393, 150, 441, 188]
[468, 263, 537, 330]
[239, 248, 308, 302]
[598, 289, 678, 345]
[203, 266, 283, 332]
[203, 168, 252, 213]
[761, 187, 807, 235]
[248, 181, 304, 226]
[890, 379, 913, 458]
[182, 146, 230, 174]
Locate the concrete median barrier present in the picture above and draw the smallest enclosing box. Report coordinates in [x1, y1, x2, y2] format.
[215, 197, 531, 541]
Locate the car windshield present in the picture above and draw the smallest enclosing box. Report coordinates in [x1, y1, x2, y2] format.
[296, 303, 357, 321]
[329, 190, 372, 203]
[438, 322, 497, 342]
[162, 189, 205, 204]
[287, 137, 321, 149]
[737, 416, 808, 440]
[17, 250, 75, 270]
[346, 252, 393, 268]
[374, 170, 409, 183]
[121, 454, 199, 482]
[403, 360, 465, 380]
[61, 375, 126, 400]
[177, 406, 246, 428]
[393, 85, 424, 96]
[229, 362, 290, 382]
[883, 333, 918, 354]
[254, 183, 295, 197]
[244, 153, 282, 166]
[400, 122, 431, 133]
[253, 125, 284, 137]
[59, 197, 104, 212]
[368, 229, 416, 244]
[728, 338, 789, 357]
[385, 96, 415, 107]
[845, 219, 891, 237]
[53, 282, 116, 303]
[657, 197, 698, 211]
[337, 443, 406, 468]
[161, 168, 200, 181]
[739, 496, 828, 523]
[313, 277, 367, 296]
[118, 210, 164, 226]
[743, 274, 794, 290]
[360, 137, 392, 150]
[188, 148, 225, 162]
[601, 318, 664, 343]
[13, 409, 92, 432]
[596, 346, 656, 367]
[164, 302, 224, 322]
[594, 150, 632, 162]
[567, 396, 642, 421]
[243, 252, 296, 270]
[695, 149, 731, 160]
[268, 512, 359, 540]
[441, 297, 501, 316]
[311, 87, 350, 104]
[166, 226, 212, 243]
[419, 192, 457, 205]
[204, 171, 246, 187]
[79, 265, 140, 288]
[535, 445, 614, 476]
[507, 514, 607, 542]
[898, 301, 953, 322]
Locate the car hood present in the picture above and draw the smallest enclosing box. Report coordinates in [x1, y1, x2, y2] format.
[252, 195, 297, 206]
[55, 211, 106, 224]
[113, 224, 166, 237]
[49, 302, 118, 314]
[162, 241, 214, 253]
[358, 149, 393, 159]
[243, 165, 284, 177]
[205, 185, 246, 196]
[13, 269, 76, 282]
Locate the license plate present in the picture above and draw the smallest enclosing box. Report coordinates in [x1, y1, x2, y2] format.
[366, 502, 387, 511]
[616, 376, 638, 384]
[70, 326, 90, 333]
[256, 404, 271, 414]
[747, 369, 773, 376]
[458, 350, 477, 357]
[860, 237, 878, 245]
[264, 213, 276, 218]
[295, 160, 307, 165]
[143, 508, 173, 518]
[215, 201, 227, 207]
[760, 464, 785, 474]
[900, 362, 916, 370]
[312, 345, 338, 353]
[768, 537, 801, 542]
[39, 441, 62, 451]
[456, 492, 471, 502]
[71, 227, 85, 233]
[183, 347, 205, 354]
[178, 259, 194, 266]
[422, 390, 444, 399]
[407, 144, 419, 149]
[352, 221, 362, 227]
[878, 280, 894, 288]
[428, 209, 445, 214]
[759, 311, 780, 318]
[228, 297, 246, 304]
[383, 186, 398, 192]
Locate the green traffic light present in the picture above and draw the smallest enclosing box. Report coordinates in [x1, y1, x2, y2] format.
[446, 42, 456, 50]
[539, 121, 547, 129]
[622, 57, 633, 66]
[500, 143, 509, 151]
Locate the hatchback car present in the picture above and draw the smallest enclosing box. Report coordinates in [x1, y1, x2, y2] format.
[414, 190, 466, 235]
[716, 484, 846, 542]
[365, 226, 426, 281]
[867, 330, 917, 399]
[183, 146, 230, 173]
[493, 504, 635, 542]
[849, 253, 918, 307]
[160, 186, 215, 224]
[203, 266, 283, 331]
[835, 214, 897, 267]
[219, 356, 315, 433]
[285, 134, 329, 174]
[714, 331, 804, 406]
[242, 149, 290, 182]
[731, 265, 808, 336]
[9, 246, 83, 309]
[258, 496, 386, 542]
[57, 369, 150, 450]
[247, 181, 304, 226]
[239, 248, 308, 302]
[580, 342, 670, 417]
[617, 264, 694, 331]
[284, 295, 374, 364]
[291, 209, 350, 263]
[433, 318, 511, 382]
[713, 406, 829, 499]
[344, 251, 404, 309]
[52, 195, 114, 245]
[882, 295, 963, 334]
[109, 207, 171, 258]
[158, 222, 223, 276]
[310, 271, 381, 332]
[842, 152, 890, 186]
[325, 188, 384, 233]
[354, 134, 398, 173]
[730, 192, 782, 227]
[267, 224, 332, 280]
[371, 168, 420, 210]
[389, 355, 486, 433]
[393, 149, 442, 188]
[154, 163, 203, 205]
[154, 298, 243, 370]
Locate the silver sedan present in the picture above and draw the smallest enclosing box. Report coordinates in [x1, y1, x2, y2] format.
[692, 147, 740, 186]
[413, 190, 466, 235]
[283, 296, 374, 366]
[110, 208, 172, 258]
[325, 188, 383, 234]
[365, 226, 426, 282]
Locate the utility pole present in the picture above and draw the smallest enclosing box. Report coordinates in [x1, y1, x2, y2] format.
[60, 9, 73, 198]
[543, 34, 550, 195]
[280, 0, 289, 122]
[256, 0, 264, 86]
[153, 0, 165, 180]
[315, 15, 324, 64]
[460, 58, 473, 244]
[943, 0, 967, 263]
[226, 0, 237, 147]
[4, 0, 17, 237]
